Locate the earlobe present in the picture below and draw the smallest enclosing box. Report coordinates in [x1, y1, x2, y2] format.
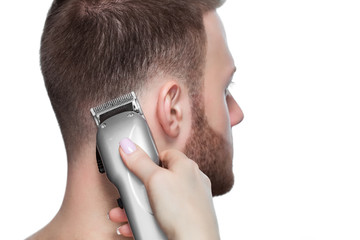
[156, 81, 183, 138]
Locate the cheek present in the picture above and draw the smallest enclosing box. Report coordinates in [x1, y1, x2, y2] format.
[204, 93, 231, 138]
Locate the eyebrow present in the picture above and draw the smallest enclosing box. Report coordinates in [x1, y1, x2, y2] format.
[230, 66, 237, 78]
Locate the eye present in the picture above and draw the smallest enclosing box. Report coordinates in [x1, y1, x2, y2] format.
[225, 81, 235, 96]
[225, 88, 230, 96]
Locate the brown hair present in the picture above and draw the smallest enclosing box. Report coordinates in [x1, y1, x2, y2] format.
[41, 0, 224, 153]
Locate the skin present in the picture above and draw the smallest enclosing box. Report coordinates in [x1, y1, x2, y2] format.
[118, 140, 220, 239]
[27, 10, 243, 240]
[111, 11, 244, 238]
[184, 10, 244, 196]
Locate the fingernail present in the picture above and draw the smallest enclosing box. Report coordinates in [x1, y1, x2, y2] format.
[116, 227, 122, 236]
[120, 138, 136, 154]
[106, 212, 110, 220]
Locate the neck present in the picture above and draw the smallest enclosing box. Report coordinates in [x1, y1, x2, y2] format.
[29, 148, 126, 240]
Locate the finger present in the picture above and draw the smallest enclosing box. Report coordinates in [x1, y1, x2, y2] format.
[199, 170, 212, 189]
[159, 149, 190, 171]
[117, 223, 133, 237]
[108, 207, 128, 223]
[119, 138, 162, 185]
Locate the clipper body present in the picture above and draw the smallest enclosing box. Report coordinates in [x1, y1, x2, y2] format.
[91, 92, 167, 240]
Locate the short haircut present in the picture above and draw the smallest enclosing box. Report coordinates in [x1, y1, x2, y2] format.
[41, 0, 224, 153]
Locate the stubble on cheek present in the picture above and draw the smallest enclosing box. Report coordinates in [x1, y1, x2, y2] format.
[184, 100, 234, 196]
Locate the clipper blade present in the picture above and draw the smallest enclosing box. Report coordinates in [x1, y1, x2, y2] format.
[90, 91, 143, 126]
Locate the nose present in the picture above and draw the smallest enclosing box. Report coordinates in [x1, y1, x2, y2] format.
[226, 94, 244, 127]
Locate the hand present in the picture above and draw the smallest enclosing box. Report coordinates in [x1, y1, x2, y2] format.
[108, 138, 220, 240]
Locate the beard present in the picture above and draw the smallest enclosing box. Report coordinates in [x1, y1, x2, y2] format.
[183, 97, 234, 196]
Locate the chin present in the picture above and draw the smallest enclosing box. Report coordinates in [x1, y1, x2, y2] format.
[211, 167, 234, 197]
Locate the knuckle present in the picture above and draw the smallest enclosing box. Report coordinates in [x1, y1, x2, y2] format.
[192, 161, 200, 169]
[159, 149, 171, 160]
[204, 174, 212, 188]
[189, 159, 199, 170]
[182, 158, 199, 172]
[160, 149, 184, 160]
[126, 152, 145, 169]
[147, 169, 164, 188]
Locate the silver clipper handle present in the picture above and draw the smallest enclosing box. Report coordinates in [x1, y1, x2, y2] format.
[91, 93, 167, 240]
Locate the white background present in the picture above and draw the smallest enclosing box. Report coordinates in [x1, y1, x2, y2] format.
[1, 0, 359, 239]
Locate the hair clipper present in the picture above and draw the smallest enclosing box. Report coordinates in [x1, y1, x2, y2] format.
[90, 92, 167, 240]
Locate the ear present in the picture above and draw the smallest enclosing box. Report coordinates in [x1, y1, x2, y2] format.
[156, 81, 183, 138]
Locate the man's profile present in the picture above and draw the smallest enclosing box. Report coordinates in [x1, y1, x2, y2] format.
[28, 0, 243, 238]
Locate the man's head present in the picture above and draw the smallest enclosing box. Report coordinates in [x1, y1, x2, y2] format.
[41, 0, 243, 196]
[183, 12, 243, 195]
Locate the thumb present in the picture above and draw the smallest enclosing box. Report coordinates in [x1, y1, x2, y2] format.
[119, 138, 161, 186]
